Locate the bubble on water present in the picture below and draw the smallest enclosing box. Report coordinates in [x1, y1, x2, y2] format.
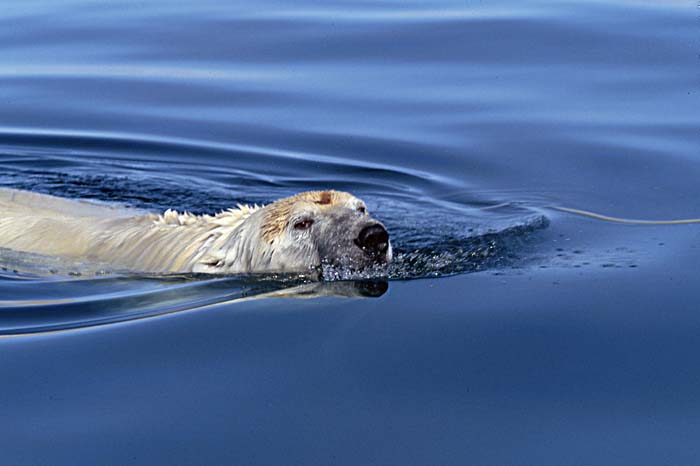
[320, 214, 549, 281]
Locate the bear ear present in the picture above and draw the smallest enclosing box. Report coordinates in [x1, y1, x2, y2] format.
[316, 191, 332, 205]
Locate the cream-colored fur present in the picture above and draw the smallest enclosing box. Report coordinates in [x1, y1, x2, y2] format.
[0, 188, 260, 274]
[0, 188, 388, 275]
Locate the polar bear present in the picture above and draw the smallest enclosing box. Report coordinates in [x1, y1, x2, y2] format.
[0, 188, 392, 275]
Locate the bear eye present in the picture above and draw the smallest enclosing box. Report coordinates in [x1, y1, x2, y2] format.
[357, 206, 366, 214]
[293, 218, 314, 230]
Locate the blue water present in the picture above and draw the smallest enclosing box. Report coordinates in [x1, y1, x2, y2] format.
[2, 0, 700, 464]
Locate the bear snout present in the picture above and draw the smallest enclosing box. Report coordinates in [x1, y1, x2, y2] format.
[354, 224, 390, 257]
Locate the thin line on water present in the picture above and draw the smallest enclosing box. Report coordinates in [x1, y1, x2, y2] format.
[553, 206, 700, 225]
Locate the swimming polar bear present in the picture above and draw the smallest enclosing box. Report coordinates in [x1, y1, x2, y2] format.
[0, 188, 392, 275]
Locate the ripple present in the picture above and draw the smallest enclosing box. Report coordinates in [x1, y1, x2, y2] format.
[0, 129, 549, 333]
[0, 271, 402, 335]
[0, 274, 298, 336]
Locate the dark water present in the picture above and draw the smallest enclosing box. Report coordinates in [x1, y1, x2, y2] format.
[2, 0, 700, 464]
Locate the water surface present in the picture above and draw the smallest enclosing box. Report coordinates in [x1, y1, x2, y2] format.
[1, 0, 700, 465]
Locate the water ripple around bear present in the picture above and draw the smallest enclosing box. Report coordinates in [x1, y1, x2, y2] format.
[0, 130, 548, 334]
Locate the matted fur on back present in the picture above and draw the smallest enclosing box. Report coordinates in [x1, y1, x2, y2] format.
[0, 188, 259, 273]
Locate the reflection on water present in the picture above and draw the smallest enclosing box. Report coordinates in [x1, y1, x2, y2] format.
[0, 271, 389, 336]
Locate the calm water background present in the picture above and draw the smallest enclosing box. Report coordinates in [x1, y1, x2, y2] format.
[1, 0, 700, 465]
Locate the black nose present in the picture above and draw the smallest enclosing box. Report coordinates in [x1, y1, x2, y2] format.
[355, 224, 389, 256]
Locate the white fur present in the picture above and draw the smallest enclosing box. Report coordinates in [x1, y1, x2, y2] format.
[0, 188, 263, 274]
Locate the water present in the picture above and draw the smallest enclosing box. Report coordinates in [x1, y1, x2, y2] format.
[1, 0, 700, 464]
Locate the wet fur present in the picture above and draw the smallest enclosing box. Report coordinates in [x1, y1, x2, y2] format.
[0, 188, 387, 274]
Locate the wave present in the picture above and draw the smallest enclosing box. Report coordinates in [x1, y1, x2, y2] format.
[0, 128, 548, 333]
